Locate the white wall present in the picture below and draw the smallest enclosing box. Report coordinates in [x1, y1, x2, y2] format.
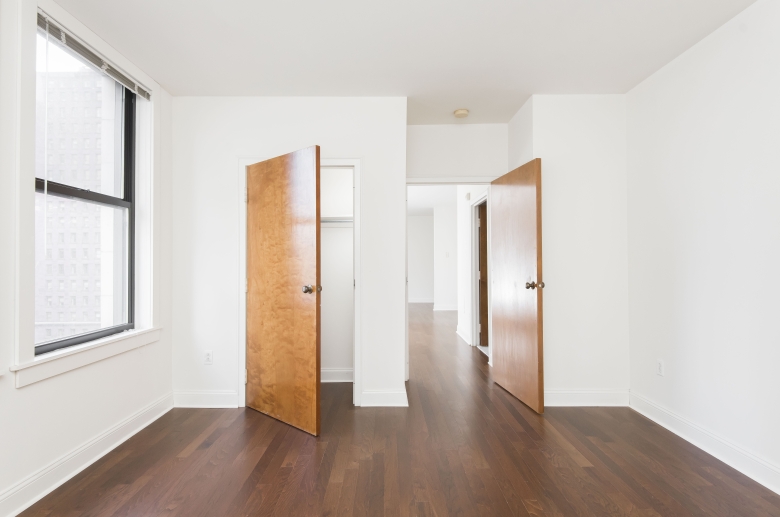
[433, 195, 458, 311]
[407, 124, 508, 180]
[456, 184, 488, 345]
[0, 0, 174, 514]
[507, 95, 630, 406]
[321, 167, 354, 218]
[407, 216, 434, 303]
[172, 97, 408, 407]
[508, 98, 533, 170]
[626, 0, 780, 492]
[321, 224, 354, 382]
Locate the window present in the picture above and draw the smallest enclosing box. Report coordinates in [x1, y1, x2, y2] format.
[34, 15, 137, 355]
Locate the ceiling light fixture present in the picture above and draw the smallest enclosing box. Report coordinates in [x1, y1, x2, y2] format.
[454, 109, 469, 118]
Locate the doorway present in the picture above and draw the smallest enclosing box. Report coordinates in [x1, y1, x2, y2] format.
[238, 155, 363, 415]
[320, 167, 356, 387]
[405, 182, 490, 376]
[406, 159, 544, 414]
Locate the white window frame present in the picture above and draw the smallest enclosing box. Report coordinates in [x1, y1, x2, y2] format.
[1, 0, 163, 387]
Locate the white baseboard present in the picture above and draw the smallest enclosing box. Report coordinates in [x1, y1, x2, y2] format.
[321, 368, 353, 383]
[455, 328, 472, 346]
[630, 392, 780, 495]
[174, 390, 238, 408]
[0, 392, 173, 517]
[408, 299, 433, 304]
[545, 389, 630, 407]
[433, 304, 457, 311]
[361, 389, 409, 407]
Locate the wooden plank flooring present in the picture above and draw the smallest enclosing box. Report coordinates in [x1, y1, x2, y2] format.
[22, 304, 780, 516]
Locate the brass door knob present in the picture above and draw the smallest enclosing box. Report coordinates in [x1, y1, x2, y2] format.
[302, 285, 314, 294]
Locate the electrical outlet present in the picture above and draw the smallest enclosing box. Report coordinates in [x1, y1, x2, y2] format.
[204, 350, 213, 365]
[656, 359, 665, 377]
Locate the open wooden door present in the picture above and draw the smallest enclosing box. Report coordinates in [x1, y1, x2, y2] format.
[246, 146, 321, 436]
[478, 202, 489, 348]
[490, 158, 544, 414]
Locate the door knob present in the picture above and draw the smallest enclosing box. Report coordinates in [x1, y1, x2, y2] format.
[525, 281, 536, 290]
[302, 285, 314, 294]
[538, 281, 545, 288]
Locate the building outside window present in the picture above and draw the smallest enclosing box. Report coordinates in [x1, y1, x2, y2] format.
[33, 14, 137, 354]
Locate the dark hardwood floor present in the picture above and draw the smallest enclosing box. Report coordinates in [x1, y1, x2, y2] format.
[22, 304, 780, 516]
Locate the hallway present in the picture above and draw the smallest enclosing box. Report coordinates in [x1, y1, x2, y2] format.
[22, 305, 780, 516]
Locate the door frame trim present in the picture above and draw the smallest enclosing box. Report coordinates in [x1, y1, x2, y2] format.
[238, 157, 362, 408]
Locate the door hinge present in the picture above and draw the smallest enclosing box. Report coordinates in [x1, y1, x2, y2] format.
[477, 219, 480, 227]
[478, 323, 481, 332]
[245, 278, 248, 293]
[244, 368, 248, 384]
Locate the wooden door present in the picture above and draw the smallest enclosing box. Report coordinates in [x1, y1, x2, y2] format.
[490, 158, 544, 414]
[246, 146, 321, 435]
[478, 202, 489, 348]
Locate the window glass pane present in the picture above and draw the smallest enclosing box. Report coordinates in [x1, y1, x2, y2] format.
[34, 192, 129, 345]
[35, 31, 124, 198]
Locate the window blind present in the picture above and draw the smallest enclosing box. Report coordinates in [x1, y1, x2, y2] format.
[37, 11, 151, 100]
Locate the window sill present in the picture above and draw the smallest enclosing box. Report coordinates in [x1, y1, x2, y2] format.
[9, 327, 161, 388]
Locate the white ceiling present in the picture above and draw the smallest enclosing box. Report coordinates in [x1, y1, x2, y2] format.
[53, 0, 756, 124]
[407, 185, 456, 216]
